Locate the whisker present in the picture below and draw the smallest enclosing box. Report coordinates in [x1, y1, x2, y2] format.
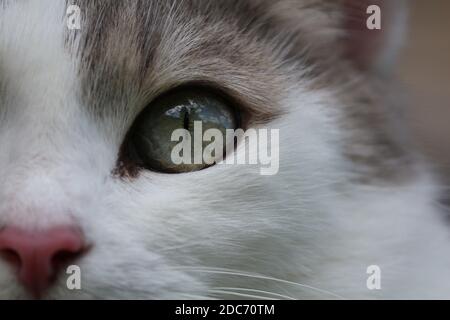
[208, 289, 278, 300]
[171, 266, 346, 299]
[212, 287, 295, 300]
[178, 293, 218, 300]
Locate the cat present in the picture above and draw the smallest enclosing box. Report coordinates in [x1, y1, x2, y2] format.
[0, 0, 449, 299]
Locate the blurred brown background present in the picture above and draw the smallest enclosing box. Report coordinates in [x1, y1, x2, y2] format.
[398, 0, 450, 180]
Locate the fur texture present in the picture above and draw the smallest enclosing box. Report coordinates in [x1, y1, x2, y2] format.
[0, 0, 449, 299]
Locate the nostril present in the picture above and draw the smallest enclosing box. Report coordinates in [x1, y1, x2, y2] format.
[51, 248, 85, 274]
[0, 248, 21, 270]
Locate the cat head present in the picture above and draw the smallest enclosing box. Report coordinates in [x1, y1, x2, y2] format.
[0, 0, 412, 299]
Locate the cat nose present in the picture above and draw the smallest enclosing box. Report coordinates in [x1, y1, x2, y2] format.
[0, 226, 85, 298]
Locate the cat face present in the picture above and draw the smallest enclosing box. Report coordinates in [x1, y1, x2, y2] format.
[3, 0, 443, 300]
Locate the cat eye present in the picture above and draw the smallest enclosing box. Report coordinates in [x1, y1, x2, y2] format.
[125, 88, 240, 174]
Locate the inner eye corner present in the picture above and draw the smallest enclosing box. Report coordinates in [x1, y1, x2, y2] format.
[114, 137, 143, 179]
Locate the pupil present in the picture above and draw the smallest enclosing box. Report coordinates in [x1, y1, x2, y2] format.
[183, 108, 190, 130]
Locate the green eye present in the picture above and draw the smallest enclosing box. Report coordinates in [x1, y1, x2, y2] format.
[128, 88, 239, 173]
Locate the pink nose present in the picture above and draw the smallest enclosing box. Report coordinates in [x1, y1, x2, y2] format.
[0, 226, 85, 298]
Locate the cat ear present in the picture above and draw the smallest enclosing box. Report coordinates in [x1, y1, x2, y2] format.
[340, 0, 407, 73]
